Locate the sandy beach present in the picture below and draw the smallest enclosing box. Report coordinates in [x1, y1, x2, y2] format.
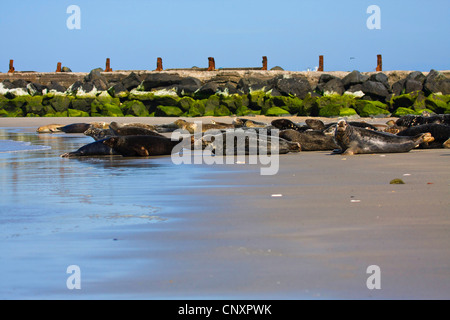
[1, 116, 449, 300]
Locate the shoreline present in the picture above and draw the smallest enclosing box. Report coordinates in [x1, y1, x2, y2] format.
[1, 118, 450, 299]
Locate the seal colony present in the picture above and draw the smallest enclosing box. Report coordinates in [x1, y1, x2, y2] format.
[48, 113, 450, 159]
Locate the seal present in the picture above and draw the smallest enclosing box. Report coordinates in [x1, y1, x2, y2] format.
[233, 118, 268, 128]
[36, 124, 63, 133]
[60, 139, 119, 157]
[84, 127, 115, 141]
[111, 125, 166, 138]
[334, 119, 434, 155]
[395, 114, 450, 128]
[174, 119, 231, 133]
[397, 123, 450, 148]
[279, 129, 339, 151]
[58, 123, 93, 133]
[210, 120, 236, 129]
[444, 138, 450, 149]
[109, 121, 157, 132]
[271, 119, 307, 131]
[103, 135, 181, 157]
[199, 131, 301, 155]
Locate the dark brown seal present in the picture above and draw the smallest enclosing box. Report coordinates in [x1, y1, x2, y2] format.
[60, 139, 119, 157]
[102, 135, 180, 157]
[280, 129, 339, 151]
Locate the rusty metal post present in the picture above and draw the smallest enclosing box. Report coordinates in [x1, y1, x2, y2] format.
[262, 56, 268, 70]
[376, 54, 382, 71]
[156, 57, 163, 71]
[207, 57, 215, 71]
[8, 59, 15, 73]
[56, 62, 62, 72]
[105, 58, 112, 72]
[318, 55, 324, 72]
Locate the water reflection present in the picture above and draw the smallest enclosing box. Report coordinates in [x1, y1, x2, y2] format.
[0, 128, 205, 239]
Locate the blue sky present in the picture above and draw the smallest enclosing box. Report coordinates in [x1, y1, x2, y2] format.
[0, 0, 449, 72]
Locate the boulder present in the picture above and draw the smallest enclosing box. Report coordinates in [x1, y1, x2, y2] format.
[195, 82, 220, 98]
[140, 73, 183, 91]
[176, 77, 202, 96]
[61, 66, 72, 72]
[237, 77, 271, 94]
[187, 100, 205, 117]
[49, 95, 72, 112]
[322, 78, 345, 95]
[369, 73, 389, 89]
[214, 105, 232, 116]
[121, 72, 142, 91]
[354, 100, 390, 117]
[11, 79, 29, 89]
[404, 79, 423, 94]
[405, 71, 426, 83]
[122, 100, 149, 117]
[265, 106, 290, 116]
[155, 105, 184, 117]
[423, 69, 450, 95]
[361, 81, 390, 101]
[27, 82, 47, 96]
[48, 81, 67, 93]
[342, 70, 369, 89]
[67, 81, 83, 94]
[108, 82, 128, 98]
[271, 75, 312, 99]
[392, 79, 406, 96]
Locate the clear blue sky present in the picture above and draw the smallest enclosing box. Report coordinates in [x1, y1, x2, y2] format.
[0, 0, 449, 73]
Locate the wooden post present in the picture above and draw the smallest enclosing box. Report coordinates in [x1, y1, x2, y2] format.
[262, 56, 268, 70]
[318, 55, 324, 72]
[8, 59, 15, 73]
[376, 54, 382, 71]
[156, 57, 163, 71]
[207, 57, 215, 71]
[105, 58, 112, 72]
[56, 62, 62, 72]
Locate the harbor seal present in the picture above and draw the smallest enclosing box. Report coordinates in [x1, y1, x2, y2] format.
[271, 119, 306, 131]
[109, 121, 157, 132]
[110, 125, 166, 138]
[84, 127, 115, 141]
[232, 118, 268, 128]
[58, 123, 93, 133]
[199, 131, 301, 155]
[279, 129, 339, 151]
[36, 124, 63, 133]
[397, 123, 450, 148]
[395, 114, 450, 127]
[444, 138, 450, 148]
[174, 119, 230, 133]
[334, 119, 434, 155]
[60, 139, 119, 157]
[103, 135, 181, 157]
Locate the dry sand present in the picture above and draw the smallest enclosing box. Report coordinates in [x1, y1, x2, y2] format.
[1, 116, 449, 299]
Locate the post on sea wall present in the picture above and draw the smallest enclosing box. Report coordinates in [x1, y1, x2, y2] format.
[8, 60, 15, 73]
[262, 56, 268, 70]
[376, 54, 382, 71]
[318, 55, 324, 72]
[56, 62, 62, 72]
[156, 57, 163, 71]
[105, 58, 112, 72]
[207, 57, 215, 71]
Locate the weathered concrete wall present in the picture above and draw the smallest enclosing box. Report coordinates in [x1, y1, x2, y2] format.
[2, 70, 449, 88]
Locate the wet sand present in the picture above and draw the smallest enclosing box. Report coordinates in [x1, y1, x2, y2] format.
[1, 117, 450, 300]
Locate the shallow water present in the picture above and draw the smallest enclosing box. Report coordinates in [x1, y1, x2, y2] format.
[0, 127, 218, 298]
[0, 128, 206, 239]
